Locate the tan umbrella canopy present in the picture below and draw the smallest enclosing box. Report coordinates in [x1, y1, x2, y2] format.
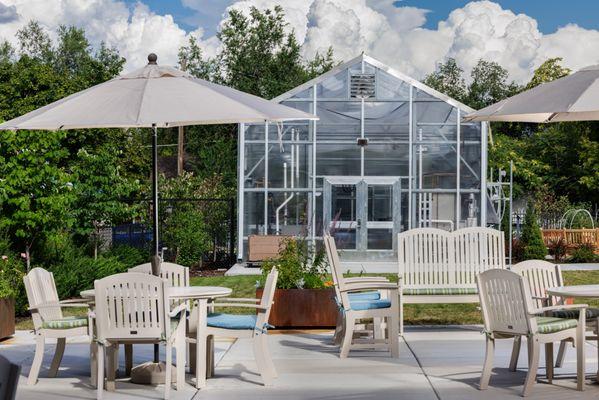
[464, 65, 599, 122]
[0, 53, 317, 272]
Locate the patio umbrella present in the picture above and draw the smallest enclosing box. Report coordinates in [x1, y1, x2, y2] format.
[464, 64, 599, 122]
[0, 53, 317, 376]
[0, 53, 316, 273]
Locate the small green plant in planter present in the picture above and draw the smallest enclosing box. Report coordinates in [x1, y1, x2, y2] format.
[258, 237, 337, 328]
[0, 253, 25, 339]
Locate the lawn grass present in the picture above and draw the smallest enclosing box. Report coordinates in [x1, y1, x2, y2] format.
[15, 270, 599, 330]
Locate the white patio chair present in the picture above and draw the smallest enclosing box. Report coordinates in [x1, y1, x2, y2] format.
[477, 269, 586, 397]
[324, 235, 400, 358]
[324, 234, 389, 345]
[188, 268, 278, 386]
[23, 267, 91, 385]
[511, 259, 599, 369]
[93, 272, 186, 400]
[123, 262, 189, 375]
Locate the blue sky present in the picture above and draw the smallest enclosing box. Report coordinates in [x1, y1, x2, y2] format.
[128, 0, 599, 35]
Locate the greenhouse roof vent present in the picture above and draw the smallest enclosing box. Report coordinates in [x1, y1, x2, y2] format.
[350, 73, 375, 98]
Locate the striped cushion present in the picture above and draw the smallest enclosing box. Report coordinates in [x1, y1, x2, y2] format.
[42, 316, 88, 330]
[348, 291, 381, 301]
[403, 287, 478, 296]
[551, 308, 599, 320]
[350, 299, 391, 311]
[536, 316, 577, 334]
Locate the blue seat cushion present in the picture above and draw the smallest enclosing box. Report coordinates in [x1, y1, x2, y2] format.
[348, 291, 381, 301]
[207, 313, 257, 330]
[350, 299, 391, 311]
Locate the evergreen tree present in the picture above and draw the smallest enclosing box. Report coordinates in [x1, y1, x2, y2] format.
[520, 203, 547, 260]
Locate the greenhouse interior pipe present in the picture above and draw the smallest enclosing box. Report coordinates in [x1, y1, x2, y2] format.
[276, 129, 297, 234]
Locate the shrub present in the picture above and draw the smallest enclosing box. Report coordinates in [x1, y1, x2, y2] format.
[569, 242, 598, 263]
[521, 203, 547, 260]
[104, 244, 147, 268]
[162, 208, 211, 267]
[548, 237, 568, 262]
[261, 237, 327, 289]
[511, 237, 525, 263]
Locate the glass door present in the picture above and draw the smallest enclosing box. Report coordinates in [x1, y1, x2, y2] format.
[327, 180, 360, 249]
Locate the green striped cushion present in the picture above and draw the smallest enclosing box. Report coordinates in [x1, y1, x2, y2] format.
[551, 308, 599, 320]
[42, 316, 88, 330]
[403, 287, 478, 296]
[536, 316, 577, 334]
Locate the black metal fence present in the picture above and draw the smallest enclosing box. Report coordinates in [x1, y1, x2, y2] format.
[111, 197, 236, 269]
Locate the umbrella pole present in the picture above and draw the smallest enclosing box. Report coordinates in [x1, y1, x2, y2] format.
[151, 124, 161, 363]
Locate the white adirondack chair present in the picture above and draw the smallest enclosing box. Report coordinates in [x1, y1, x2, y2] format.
[477, 269, 586, 397]
[511, 260, 599, 369]
[187, 268, 279, 386]
[398, 227, 505, 334]
[123, 262, 189, 375]
[324, 235, 400, 358]
[324, 234, 389, 345]
[93, 272, 186, 400]
[23, 268, 91, 385]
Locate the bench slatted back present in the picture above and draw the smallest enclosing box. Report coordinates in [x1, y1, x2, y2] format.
[398, 227, 505, 290]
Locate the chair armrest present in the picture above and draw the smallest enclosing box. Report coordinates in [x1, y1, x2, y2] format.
[216, 298, 260, 303]
[60, 298, 88, 304]
[211, 303, 268, 310]
[341, 282, 399, 292]
[168, 303, 188, 318]
[530, 304, 588, 315]
[29, 302, 89, 311]
[531, 295, 549, 301]
[344, 277, 389, 283]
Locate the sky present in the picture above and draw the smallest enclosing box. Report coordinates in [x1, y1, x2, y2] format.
[2, 0, 599, 83]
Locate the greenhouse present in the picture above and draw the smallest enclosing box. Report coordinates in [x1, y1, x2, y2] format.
[237, 54, 488, 262]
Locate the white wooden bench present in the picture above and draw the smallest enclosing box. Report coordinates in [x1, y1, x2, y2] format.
[397, 227, 505, 333]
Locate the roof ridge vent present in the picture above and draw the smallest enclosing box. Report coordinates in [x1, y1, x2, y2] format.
[350, 72, 375, 99]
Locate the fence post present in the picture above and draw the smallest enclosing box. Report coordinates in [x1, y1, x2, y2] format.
[229, 198, 235, 265]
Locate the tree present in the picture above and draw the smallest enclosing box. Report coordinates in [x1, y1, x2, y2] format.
[466, 59, 520, 110]
[177, 36, 215, 79]
[424, 58, 467, 102]
[15, 21, 52, 61]
[520, 203, 547, 261]
[527, 57, 570, 89]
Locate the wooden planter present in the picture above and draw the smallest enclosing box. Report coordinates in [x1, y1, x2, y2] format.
[256, 288, 338, 328]
[0, 297, 15, 340]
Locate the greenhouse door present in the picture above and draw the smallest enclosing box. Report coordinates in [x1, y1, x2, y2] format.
[323, 177, 401, 258]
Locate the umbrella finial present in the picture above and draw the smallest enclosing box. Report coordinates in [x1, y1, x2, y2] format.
[148, 53, 158, 65]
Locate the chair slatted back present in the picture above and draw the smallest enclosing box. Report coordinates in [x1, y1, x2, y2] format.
[323, 234, 348, 307]
[94, 273, 165, 342]
[477, 269, 536, 336]
[23, 268, 63, 329]
[511, 260, 563, 308]
[257, 268, 278, 328]
[129, 262, 189, 308]
[454, 227, 506, 286]
[398, 228, 454, 288]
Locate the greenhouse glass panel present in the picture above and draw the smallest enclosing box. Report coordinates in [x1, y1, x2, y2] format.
[364, 102, 409, 141]
[460, 193, 481, 227]
[364, 144, 409, 176]
[460, 143, 481, 189]
[269, 192, 310, 235]
[420, 144, 457, 189]
[244, 144, 265, 188]
[316, 144, 361, 176]
[376, 69, 410, 99]
[243, 192, 264, 235]
[317, 70, 348, 98]
[267, 142, 310, 188]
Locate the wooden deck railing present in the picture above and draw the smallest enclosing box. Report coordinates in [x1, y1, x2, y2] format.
[542, 228, 599, 252]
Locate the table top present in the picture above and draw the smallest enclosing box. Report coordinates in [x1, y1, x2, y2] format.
[80, 286, 232, 300]
[547, 284, 599, 298]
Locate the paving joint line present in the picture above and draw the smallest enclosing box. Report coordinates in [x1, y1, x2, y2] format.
[403, 334, 442, 400]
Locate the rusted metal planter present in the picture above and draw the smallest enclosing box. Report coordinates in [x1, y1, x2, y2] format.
[0, 297, 15, 340]
[256, 288, 338, 328]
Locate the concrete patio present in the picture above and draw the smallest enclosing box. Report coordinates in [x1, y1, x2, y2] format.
[3, 326, 599, 400]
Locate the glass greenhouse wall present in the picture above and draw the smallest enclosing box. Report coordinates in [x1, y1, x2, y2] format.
[237, 55, 487, 262]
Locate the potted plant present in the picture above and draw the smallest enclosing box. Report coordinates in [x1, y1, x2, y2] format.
[0, 254, 25, 340]
[257, 237, 338, 328]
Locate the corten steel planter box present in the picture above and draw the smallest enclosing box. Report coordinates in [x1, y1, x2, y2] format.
[256, 288, 338, 328]
[0, 297, 15, 340]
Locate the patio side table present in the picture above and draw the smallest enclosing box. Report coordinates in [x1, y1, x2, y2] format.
[547, 284, 599, 381]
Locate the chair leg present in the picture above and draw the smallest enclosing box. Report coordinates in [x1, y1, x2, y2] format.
[124, 344, 133, 376]
[545, 342, 554, 383]
[90, 342, 98, 388]
[195, 299, 208, 389]
[577, 324, 586, 391]
[28, 335, 45, 385]
[176, 327, 186, 390]
[252, 333, 274, 386]
[97, 344, 105, 400]
[479, 336, 495, 390]
[555, 341, 568, 368]
[373, 317, 383, 341]
[165, 343, 172, 400]
[399, 295, 404, 336]
[206, 335, 214, 378]
[112, 343, 119, 377]
[188, 342, 197, 375]
[388, 314, 400, 358]
[522, 338, 539, 397]
[48, 337, 65, 378]
[509, 336, 521, 371]
[105, 345, 116, 392]
[339, 316, 355, 359]
[333, 310, 344, 345]
[260, 333, 277, 378]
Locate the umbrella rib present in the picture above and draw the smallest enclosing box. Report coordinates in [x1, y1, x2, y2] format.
[135, 78, 151, 126]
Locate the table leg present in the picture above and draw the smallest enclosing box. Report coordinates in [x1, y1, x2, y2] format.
[196, 298, 208, 389]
